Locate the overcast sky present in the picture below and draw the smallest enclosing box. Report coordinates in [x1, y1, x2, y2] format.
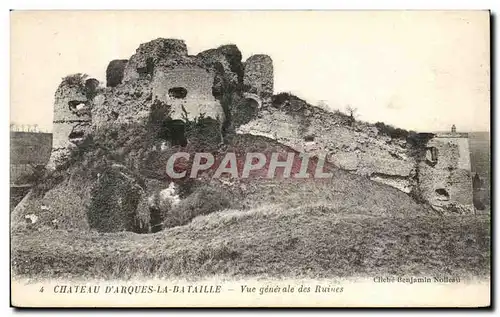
[11, 11, 490, 132]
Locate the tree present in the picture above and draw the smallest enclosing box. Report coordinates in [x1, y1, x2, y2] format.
[346, 105, 358, 126]
[346, 105, 357, 118]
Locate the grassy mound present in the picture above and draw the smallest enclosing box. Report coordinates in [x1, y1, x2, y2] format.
[11, 205, 490, 279]
[238, 174, 428, 216]
[11, 128, 429, 234]
[11, 176, 93, 233]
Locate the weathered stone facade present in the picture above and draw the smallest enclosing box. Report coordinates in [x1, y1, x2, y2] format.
[45, 38, 473, 213]
[106, 59, 128, 87]
[197, 44, 244, 90]
[123, 38, 188, 82]
[243, 54, 274, 105]
[418, 131, 474, 213]
[47, 80, 94, 170]
[237, 98, 474, 210]
[151, 64, 224, 122]
[236, 103, 417, 193]
[48, 38, 273, 169]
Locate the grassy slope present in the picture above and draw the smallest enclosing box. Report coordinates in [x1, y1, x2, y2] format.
[12, 204, 490, 280]
[10, 133, 489, 280]
[11, 133, 426, 232]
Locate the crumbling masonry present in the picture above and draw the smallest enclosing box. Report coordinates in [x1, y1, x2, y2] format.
[47, 38, 474, 214]
[48, 38, 273, 169]
[417, 130, 474, 213]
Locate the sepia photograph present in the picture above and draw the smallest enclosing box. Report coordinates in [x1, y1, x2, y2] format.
[9, 10, 491, 307]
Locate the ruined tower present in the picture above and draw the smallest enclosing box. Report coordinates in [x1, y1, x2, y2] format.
[243, 54, 274, 106]
[47, 38, 254, 168]
[417, 125, 474, 213]
[46, 75, 97, 170]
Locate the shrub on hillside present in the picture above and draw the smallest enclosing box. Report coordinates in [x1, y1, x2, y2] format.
[61, 73, 89, 88]
[181, 108, 222, 150]
[31, 169, 67, 197]
[163, 186, 231, 228]
[375, 122, 410, 140]
[87, 167, 145, 233]
[272, 92, 293, 107]
[406, 132, 434, 159]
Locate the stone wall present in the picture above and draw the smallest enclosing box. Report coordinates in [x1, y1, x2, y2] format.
[152, 65, 224, 122]
[90, 79, 152, 128]
[418, 134, 473, 213]
[47, 81, 94, 170]
[243, 54, 273, 105]
[46, 38, 475, 213]
[123, 38, 188, 82]
[50, 38, 238, 168]
[197, 44, 244, 90]
[236, 104, 417, 193]
[106, 59, 128, 87]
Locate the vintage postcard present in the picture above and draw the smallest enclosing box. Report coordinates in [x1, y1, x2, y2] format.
[10, 10, 491, 307]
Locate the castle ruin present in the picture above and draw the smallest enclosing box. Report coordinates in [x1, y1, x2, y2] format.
[46, 76, 96, 170]
[48, 38, 273, 169]
[417, 126, 474, 213]
[46, 38, 474, 214]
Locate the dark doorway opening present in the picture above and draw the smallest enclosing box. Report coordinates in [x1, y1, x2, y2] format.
[168, 87, 188, 99]
[435, 188, 450, 200]
[166, 120, 188, 147]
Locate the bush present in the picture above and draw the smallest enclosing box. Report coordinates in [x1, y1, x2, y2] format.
[31, 169, 66, 198]
[375, 122, 410, 140]
[61, 73, 88, 88]
[181, 108, 222, 150]
[87, 167, 144, 233]
[163, 186, 231, 228]
[272, 92, 293, 107]
[60, 73, 100, 101]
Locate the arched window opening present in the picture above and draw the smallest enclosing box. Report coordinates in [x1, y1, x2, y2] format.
[168, 87, 188, 99]
[435, 188, 450, 201]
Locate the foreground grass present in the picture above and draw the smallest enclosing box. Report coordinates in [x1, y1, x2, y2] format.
[11, 204, 490, 280]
